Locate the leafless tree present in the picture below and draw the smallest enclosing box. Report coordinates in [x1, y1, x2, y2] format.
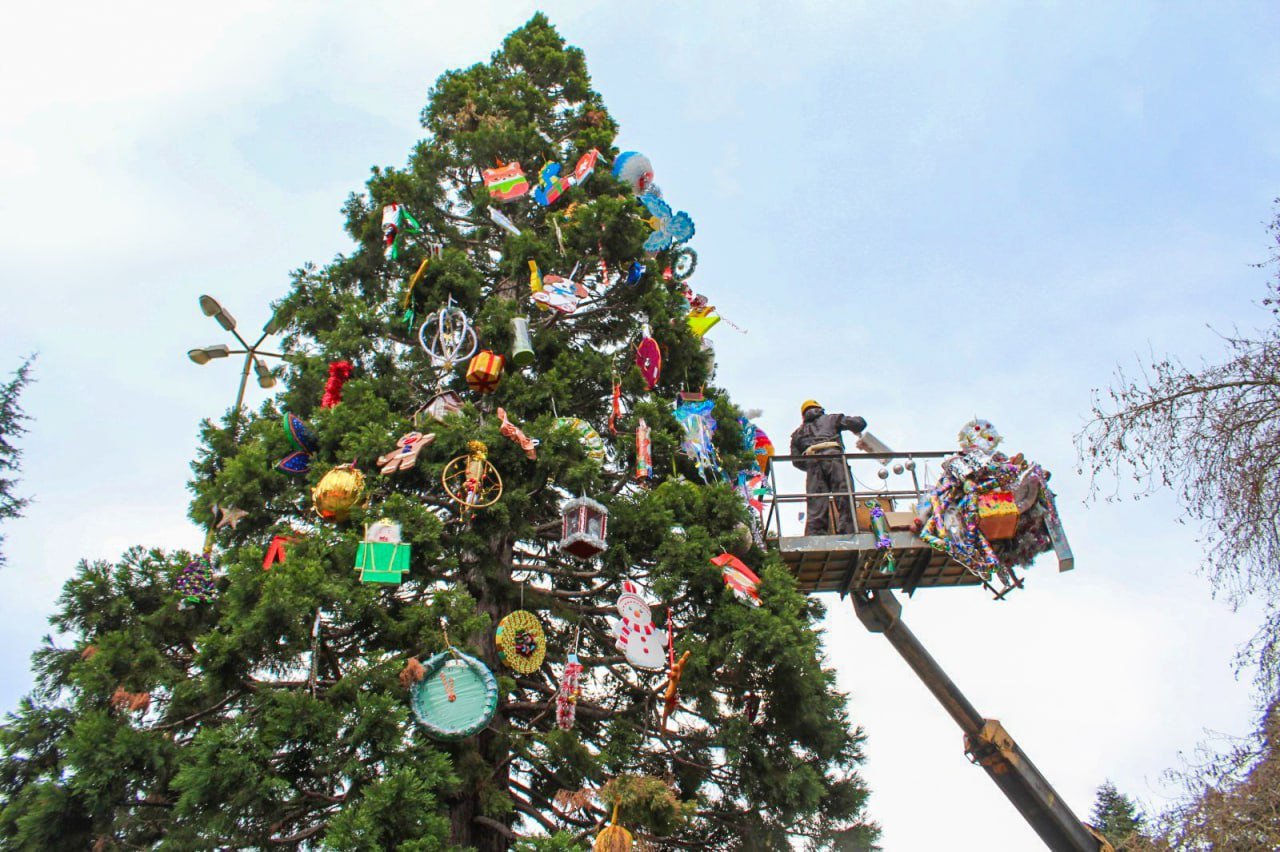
[1080, 203, 1280, 849]
[1078, 202, 1280, 696]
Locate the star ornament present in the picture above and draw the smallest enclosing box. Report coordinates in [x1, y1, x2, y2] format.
[213, 505, 248, 530]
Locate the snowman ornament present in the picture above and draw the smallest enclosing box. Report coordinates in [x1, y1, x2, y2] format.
[609, 581, 668, 671]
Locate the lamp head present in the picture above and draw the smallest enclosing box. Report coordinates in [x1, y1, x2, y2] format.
[188, 345, 231, 365]
[254, 357, 276, 388]
[199, 294, 236, 331]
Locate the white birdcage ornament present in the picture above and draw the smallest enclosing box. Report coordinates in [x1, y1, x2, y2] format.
[560, 496, 609, 559]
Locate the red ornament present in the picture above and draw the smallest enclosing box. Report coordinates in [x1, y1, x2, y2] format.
[609, 377, 622, 435]
[636, 335, 661, 391]
[321, 361, 353, 408]
[262, 534, 298, 570]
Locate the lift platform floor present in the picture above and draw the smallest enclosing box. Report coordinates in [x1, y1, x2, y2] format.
[778, 531, 992, 596]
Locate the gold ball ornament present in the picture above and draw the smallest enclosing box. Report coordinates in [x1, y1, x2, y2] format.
[312, 464, 366, 521]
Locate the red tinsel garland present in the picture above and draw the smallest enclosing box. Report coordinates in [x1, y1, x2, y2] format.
[321, 361, 353, 408]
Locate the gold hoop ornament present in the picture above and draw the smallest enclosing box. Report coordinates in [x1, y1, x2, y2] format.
[441, 441, 503, 509]
[495, 610, 547, 674]
[312, 464, 366, 521]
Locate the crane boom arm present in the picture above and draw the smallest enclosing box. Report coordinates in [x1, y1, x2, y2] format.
[852, 589, 1111, 852]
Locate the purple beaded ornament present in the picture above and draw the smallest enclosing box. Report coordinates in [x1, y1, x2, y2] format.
[177, 554, 216, 604]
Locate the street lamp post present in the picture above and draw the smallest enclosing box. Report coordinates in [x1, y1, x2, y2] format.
[187, 295, 286, 434]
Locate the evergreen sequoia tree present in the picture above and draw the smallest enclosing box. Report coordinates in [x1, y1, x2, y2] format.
[0, 17, 877, 850]
[1089, 781, 1145, 849]
[0, 356, 34, 569]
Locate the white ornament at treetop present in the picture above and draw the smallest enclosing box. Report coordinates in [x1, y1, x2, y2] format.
[958, 418, 1002, 453]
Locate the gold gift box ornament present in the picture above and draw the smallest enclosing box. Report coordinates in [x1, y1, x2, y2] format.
[466, 350, 505, 394]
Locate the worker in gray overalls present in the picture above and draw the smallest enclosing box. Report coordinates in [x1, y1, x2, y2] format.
[790, 400, 868, 536]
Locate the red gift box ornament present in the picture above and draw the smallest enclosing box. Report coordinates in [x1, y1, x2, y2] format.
[466, 350, 505, 394]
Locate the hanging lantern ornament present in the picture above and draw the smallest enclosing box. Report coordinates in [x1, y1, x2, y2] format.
[441, 441, 503, 510]
[465, 350, 505, 394]
[560, 495, 609, 559]
[312, 463, 366, 521]
[495, 610, 547, 674]
[418, 297, 478, 370]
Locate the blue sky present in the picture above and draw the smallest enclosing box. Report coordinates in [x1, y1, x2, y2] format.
[2, 2, 1279, 848]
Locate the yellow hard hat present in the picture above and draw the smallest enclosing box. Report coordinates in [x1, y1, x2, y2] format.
[801, 399, 822, 415]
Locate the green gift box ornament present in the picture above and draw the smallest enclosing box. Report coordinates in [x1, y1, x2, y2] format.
[355, 519, 410, 584]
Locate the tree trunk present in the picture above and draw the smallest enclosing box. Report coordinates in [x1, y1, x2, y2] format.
[450, 533, 515, 851]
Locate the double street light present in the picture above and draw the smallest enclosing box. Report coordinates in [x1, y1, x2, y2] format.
[187, 295, 287, 428]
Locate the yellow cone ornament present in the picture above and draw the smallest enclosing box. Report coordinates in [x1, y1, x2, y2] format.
[593, 803, 633, 852]
[312, 464, 366, 521]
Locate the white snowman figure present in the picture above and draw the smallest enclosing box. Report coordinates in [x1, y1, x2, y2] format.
[609, 580, 668, 671]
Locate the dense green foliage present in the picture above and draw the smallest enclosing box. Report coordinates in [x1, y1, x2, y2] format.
[0, 16, 877, 850]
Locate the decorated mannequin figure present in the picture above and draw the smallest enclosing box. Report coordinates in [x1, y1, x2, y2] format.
[608, 581, 668, 671]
